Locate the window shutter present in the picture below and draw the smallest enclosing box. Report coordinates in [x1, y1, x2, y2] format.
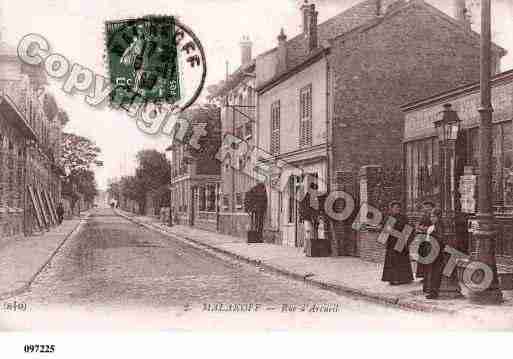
[271, 101, 280, 155]
[299, 85, 312, 148]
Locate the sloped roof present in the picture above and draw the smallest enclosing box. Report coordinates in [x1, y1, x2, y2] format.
[165, 104, 221, 151]
[208, 60, 255, 99]
[260, 0, 507, 90]
[283, 0, 378, 70]
[209, 0, 380, 99]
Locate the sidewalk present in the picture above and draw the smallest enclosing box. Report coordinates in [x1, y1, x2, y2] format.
[0, 213, 88, 299]
[117, 209, 513, 316]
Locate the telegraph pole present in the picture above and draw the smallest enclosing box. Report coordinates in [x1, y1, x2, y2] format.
[469, 0, 503, 304]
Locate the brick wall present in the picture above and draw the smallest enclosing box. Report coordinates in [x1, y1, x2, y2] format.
[331, 3, 484, 176]
[329, 3, 488, 256]
[357, 229, 386, 263]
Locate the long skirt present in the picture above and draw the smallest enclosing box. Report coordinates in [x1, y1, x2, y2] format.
[382, 238, 414, 284]
[424, 244, 448, 295]
[416, 240, 429, 279]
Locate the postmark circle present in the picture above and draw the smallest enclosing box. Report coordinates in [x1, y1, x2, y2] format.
[106, 15, 206, 113]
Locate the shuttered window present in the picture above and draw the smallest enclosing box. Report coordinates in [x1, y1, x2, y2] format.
[271, 100, 280, 155]
[299, 84, 312, 148]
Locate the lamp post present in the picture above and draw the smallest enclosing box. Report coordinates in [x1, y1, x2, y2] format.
[434, 103, 463, 298]
[467, 0, 503, 303]
[434, 103, 461, 236]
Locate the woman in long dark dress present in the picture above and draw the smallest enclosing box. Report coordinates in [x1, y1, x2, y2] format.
[424, 208, 445, 299]
[415, 201, 434, 288]
[381, 201, 414, 285]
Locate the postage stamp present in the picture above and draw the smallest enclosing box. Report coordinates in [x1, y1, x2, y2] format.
[105, 15, 181, 107]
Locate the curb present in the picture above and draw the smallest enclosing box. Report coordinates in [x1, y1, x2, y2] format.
[116, 210, 456, 315]
[0, 214, 89, 300]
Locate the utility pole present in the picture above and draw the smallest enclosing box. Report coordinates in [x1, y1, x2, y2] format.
[469, 0, 503, 304]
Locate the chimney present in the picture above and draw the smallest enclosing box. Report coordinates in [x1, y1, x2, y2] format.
[240, 35, 252, 67]
[301, 0, 318, 51]
[454, 0, 471, 30]
[276, 28, 287, 74]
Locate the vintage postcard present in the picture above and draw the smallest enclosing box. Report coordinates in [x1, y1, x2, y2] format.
[1, 0, 513, 356]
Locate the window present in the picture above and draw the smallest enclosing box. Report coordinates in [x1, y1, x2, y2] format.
[181, 184, 187, 212]
[199, 186, 206, 211]
[245, 121, 252, 139]
[487, 121, 513, 208]
[405, 137, 440, 211]
[271, 100, 280, 155]
[299, 84, 312, 147]
[288, 175, 296, 223]
[222, 195, 229, 210]
[235, 193, 243, 210]
[207, 184, 216, 211]
[502, 122, 513, 207]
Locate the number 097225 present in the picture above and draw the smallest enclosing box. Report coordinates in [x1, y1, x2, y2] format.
[24, 344, 55, 353]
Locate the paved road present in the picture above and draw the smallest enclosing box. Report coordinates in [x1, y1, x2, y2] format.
[2, 209, 506, 330]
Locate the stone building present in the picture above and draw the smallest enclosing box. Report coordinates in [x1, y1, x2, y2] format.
[208, 38, 258, 238]
[401, 69, 513, 268]
[0, 36, 64, 239]
[254, 0, 505, 256]
[167, 105, 221, 232]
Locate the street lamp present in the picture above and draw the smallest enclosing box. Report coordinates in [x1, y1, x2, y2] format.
[434, 103, 462, 298]
[435, 104, 461, 143]
[434, 103, 461, 233]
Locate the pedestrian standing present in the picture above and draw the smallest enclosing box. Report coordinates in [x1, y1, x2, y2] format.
[381, 201, 414, 285]
[415, 201, 435, 286]
[424, 208, 445, 299]
[56, 202, 65, 225]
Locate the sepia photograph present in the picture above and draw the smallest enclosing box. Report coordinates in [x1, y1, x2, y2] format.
[1, 0, 513, 356]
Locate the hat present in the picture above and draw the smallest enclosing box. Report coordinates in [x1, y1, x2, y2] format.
[389, 200, 401, 207]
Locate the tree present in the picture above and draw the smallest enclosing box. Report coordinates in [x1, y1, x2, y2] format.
[61, 132, 103, 212]
[135, 149, 171, 191]
[69, 169, 99, 205]
[132, 150, 171, 214]
[173, 104, 221, 160]
[107, 179, 122, 203]
[61, 132, 103, 172]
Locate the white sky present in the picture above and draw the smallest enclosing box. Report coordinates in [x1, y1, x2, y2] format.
[2, 0, 513, 190]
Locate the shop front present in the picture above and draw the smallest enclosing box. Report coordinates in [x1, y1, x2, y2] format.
[402, 70, 513, 266]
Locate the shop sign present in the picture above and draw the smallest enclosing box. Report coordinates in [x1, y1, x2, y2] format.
[459, 174, 477, 214]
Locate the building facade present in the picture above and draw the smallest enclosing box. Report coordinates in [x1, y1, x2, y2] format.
[208, 39, 259, 239]
[168, 105, 221, 232]
[402, 70, 513, 267]
[253, 0, 505, 256]
[257, 43, 329, 248]
[0, 39, 64, 239]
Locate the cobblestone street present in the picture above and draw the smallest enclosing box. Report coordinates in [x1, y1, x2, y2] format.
[2, 209, 511, 330]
